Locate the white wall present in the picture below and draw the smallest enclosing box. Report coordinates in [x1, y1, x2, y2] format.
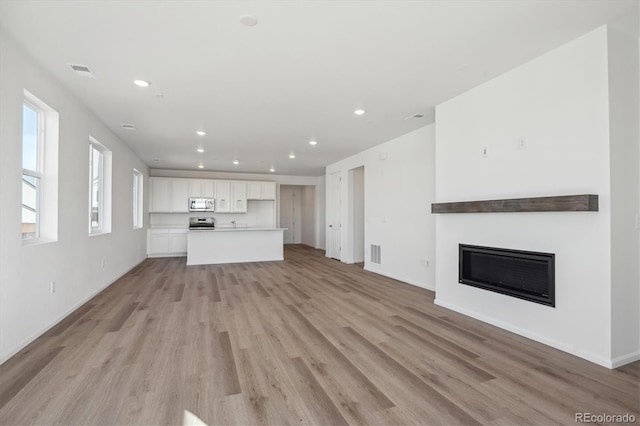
[434, 26, 638, 368]
[326, 125, 436, 290]
[607, 20, 640, 364]
[0, 32, 149, 364]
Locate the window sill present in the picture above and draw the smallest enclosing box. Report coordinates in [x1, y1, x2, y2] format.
[22, 237, 57, 247]
[89, 231, 111, 237]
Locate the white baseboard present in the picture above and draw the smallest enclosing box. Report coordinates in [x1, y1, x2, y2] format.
[611, 351, 640, 368]
[0, 257, 146, 366]
[434, 298, 615, 369]
[146, 253, 186, 258]
[363, 266, 434, 291]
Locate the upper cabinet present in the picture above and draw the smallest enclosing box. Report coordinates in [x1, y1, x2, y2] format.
[171, 179, 190, 212]
[151, 177, 273, 213]
[150, 178, 172, 212]
[150, 178, 189, 213]
[232, 181, 247, 213]
[189, 179, 214, 198]
[214, 180, 232, 213]
[246, 181, 276, 200]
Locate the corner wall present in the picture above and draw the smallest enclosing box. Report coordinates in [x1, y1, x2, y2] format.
[607, 18, 640, 366]
[326, 125, 436, 290]
[0, 32, 149, 364]
[435, 26, 639, 368]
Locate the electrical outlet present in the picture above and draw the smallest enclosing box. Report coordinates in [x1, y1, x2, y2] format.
[50, 281, 56, 294]
[482, 147, 488, 158]
[518, 137, 526, 150]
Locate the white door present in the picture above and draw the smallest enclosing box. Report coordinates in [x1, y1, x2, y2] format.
[327, 172, 341, 260]
[280, 191, 295, 244]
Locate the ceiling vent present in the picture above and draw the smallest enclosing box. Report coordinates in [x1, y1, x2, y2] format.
[68, 64, 95, 78]
[405, 113, 425, 120]
[121, 124, 135, 130]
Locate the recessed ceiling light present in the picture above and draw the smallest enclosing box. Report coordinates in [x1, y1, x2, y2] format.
[354, 109, 366, 116]
[270, 168, 275, 172]
[233, 160, 239, 165]
[196, 148, 204, 153]
[289, 154, 296, 159]
[309, 140, 317, 146]
[240, 14, 258, 27]
[196, 131, 207, 136]
[133, 80, 151, 87]
[198, 164, 204, 169]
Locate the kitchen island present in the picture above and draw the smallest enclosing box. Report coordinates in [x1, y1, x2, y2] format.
[186, 228, 286, 266]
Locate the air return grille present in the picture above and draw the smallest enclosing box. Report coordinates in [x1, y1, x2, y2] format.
[371, 245, 381, 264]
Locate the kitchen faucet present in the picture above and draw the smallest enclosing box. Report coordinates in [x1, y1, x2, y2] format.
[231, 220, 236, 229]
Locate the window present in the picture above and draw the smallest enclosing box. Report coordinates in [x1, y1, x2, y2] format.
[88, 137, 112, 235]
[22, 103, 41, 239]
[22, 91, 58, 243]
[133, 169, 143, 229]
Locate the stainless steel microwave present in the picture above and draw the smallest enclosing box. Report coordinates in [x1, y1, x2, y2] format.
[189, 197, 214, 212]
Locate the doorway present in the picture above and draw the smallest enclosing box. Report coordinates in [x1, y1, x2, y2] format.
[279, 187, 297, 244]
[351, 166, 365, 263]
[326, 172, 342, 260]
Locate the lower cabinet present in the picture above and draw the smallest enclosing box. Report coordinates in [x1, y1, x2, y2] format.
[148, 228, 188, 257]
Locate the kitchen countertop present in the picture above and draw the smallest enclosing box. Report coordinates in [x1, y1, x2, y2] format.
[188, 227, 287, 232]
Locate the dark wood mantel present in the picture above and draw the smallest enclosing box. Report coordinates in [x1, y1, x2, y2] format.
[431, 194, 598, 214]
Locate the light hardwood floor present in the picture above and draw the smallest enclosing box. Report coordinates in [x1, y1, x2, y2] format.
[0, 245, 638, 425]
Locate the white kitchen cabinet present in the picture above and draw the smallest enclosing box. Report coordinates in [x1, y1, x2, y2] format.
[170, 179, 190, 212]
[189, 179, 215, 198]
[149, 229, 170, 255]
[215, 181, 231, 212]
[261, 182, 276, 200]
[150, 178, 172, 212]
[150, 177, 190, 213]
[246, 181, 276, 200]
[148, 228, 187, 257]
[169, 229, 188, 253]
[247, 182, 262, 199]
[214, 181, 247, 213]
[232, 182, 247, 212]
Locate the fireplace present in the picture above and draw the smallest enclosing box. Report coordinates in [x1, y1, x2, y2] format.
[459, 244, 555, 307]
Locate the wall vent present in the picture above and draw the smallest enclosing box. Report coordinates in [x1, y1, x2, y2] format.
[68, 64, 95, 78]
[371, 244, 381, 264]
[405, 113, 425, 120]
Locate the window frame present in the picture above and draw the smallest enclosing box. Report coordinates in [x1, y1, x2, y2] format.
[88, 140, 106, 235]
[21, 99, 45, 241]
[133, 169, 144, 229]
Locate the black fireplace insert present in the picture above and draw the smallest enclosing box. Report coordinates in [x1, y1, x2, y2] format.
[459, 244, 555, 307]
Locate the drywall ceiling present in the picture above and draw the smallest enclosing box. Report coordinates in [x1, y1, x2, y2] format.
[0, 0, 635, 176]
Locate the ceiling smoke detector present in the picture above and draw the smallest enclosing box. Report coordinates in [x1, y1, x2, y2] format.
[68, 63, 95, 78]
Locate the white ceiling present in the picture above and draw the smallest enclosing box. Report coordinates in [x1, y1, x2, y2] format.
[0, 0, 636, 176]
